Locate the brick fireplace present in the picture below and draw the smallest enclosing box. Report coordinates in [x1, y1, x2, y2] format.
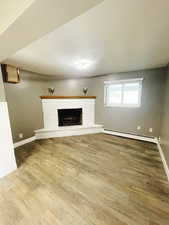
[35, 96, 103, 139]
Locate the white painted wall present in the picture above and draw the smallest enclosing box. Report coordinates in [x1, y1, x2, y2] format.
[0, 102, 17, 178]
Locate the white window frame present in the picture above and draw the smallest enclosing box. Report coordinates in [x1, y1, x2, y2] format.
[104, 78, 143, 108]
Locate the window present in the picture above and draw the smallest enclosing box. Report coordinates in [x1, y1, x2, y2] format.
[104, 78, 143, 107]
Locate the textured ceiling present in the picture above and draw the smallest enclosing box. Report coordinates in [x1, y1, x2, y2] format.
[5, 0, 169, 78]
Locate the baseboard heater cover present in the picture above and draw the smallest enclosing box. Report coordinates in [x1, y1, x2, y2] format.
[103, 129, 157, 143]
[104, 130, 169, 181]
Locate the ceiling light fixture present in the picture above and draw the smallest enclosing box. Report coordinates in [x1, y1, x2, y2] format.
[74, 59, 93, 70]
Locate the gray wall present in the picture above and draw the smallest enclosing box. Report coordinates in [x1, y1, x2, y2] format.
[4, 71, 92, 142]
[4, 70, 48, 142]
[47, 78, 93, 96]
[0, 68, 6, 101]
[4, 67, 166, 143]
[91, 68, 166, 137]
[160, 66, 169, 167]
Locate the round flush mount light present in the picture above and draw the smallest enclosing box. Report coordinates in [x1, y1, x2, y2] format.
[74, 59, 94, 70]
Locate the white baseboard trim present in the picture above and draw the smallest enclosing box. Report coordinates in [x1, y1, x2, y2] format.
[103, 130, 157, 143]
[14, 136, 36, 148]
[155, 138, 169, 181]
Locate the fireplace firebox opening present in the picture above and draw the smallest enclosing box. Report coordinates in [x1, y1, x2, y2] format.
[58, 108, 82, 126]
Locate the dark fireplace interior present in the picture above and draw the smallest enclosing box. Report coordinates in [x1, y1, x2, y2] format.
[58, 108, 82, 126]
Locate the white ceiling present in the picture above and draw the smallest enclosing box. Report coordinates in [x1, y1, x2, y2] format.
[0, 0, 102, 62]
[0, 0, 35, 35]
[5, 0, 169, 78]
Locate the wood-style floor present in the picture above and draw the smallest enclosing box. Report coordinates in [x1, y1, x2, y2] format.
[0, 133, 169, 225]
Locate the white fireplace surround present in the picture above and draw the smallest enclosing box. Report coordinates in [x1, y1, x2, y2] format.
[35, 98, 103, 139]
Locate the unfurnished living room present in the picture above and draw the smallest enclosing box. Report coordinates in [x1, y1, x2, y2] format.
[1, 0, 169, 224]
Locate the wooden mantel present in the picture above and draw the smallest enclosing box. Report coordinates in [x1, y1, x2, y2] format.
[40, 96, 96, 99]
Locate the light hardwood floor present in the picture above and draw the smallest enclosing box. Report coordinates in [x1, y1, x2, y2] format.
[0, 133, 169, 225]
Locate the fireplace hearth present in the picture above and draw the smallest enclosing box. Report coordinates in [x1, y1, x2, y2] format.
[58, 108, 82, 126]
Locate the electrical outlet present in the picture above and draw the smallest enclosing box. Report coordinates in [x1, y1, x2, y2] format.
[137, 126, 141, 130]
[19, 133, 23, 139]
[149, 128, 153, 133]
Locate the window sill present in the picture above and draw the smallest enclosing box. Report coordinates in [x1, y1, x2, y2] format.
[104, 104, 141, 108]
